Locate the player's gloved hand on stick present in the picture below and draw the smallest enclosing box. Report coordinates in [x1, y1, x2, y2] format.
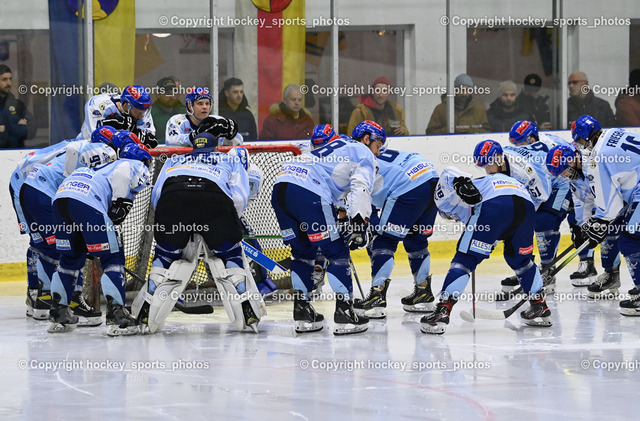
[453, 177, 482, 205]
[108, 197, 134, 225]
[347, 214, 372, 250]
[134, 130, 158, 149]
[582, 217, 609, 248]
[193, 117, 238, 141]
[100, 114, 136, 132]
[569, 223, 587, 248]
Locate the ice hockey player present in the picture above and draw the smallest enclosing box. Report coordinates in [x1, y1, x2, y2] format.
[474, 138, 570, 296]
[19, 127, 118, 324]
[132, 124, 265, 334]
[570, 115, 640, 314]
[49, 142, 152, 336]
[165, 87, 242, 147]
[353, 142, 439, 318]
[78, 84, 158, 148]
[421, 165, 550, 334]
[509, 119, 601, 284]
[545, 144, 622, 296]
[271, 120, 381, 335]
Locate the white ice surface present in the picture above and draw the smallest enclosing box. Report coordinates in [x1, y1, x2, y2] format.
[1, 265, 640, 421]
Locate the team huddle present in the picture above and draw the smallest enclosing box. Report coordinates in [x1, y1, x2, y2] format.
[10, 83, 640, 337]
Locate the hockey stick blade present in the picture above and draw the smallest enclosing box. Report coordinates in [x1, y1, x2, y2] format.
[241, 241, 286, 274]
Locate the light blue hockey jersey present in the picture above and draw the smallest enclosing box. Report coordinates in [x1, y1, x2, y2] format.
[165, 113, 243, 147]
[24, 141, 116, 199]
[56, 159, 151, 215]
[274, 138, 377, 219]
[11, 141, 71, 194]
[152, 152, 250, 216]
[588, 128, 640, 221]
[77, 93, 155, 140]
[435, 167, 532, 224]
[538, 132, 573, 149]
[372, 150, 438, 208]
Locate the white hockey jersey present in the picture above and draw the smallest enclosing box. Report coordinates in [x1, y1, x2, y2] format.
[77, 93, 155, 140]
[165, 113, 243, 147]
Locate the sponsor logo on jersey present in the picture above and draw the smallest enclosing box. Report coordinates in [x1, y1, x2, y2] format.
[30, 232, 43, 243]
[385, 222, 409, 237]
[281, 228, 295, 241]
[491, 179, 518, 189]
[280, 164, 309, 180]
[45, 235, 56, 245]
[470, 239, 492, 255]
[56, 239, 71, 251]
[308, 231, 329, 242]
[519, 245, 533, 255]
[405, 162, 434, 180]
[87, 242, 110, 252]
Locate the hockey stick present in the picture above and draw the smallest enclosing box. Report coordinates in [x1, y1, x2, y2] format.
[460, 241, 589, 322]
[123, 267, 214, 315]
[495, 243, 576, 301]
[349, 257, 365, 299]
[471, 270, 476, 318]
[241, 241, 287, 274]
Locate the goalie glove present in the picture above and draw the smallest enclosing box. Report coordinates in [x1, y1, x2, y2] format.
[133, 130, 158, 149]
[108, 197, 134, 225]
[347, 215, 372, 251]
[193, 116, 238, 141]
[453, 177, 483, 205]
[582, 217, 609, 248]
[100, 114, 136, 132]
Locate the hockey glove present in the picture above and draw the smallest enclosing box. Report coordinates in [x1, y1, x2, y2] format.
[569, 223, 587, 248]
[582, 217, 609, 248]
[195, 116, 238, 140]
[134, 130, 158, 149]
[100, 114, 136, 132]
[453, 177, 482, 205]
[108, 198, 134, 225]
[347, 215, 372, 250]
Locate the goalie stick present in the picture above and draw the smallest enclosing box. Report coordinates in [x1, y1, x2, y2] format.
[460, 241, 589, 322]
[241, 241, 287, 273]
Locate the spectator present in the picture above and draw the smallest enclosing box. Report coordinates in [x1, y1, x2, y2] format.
[0, 64, 36, 148]
[347, 76, 409, 136]
[567, 71, 616, 127]
[151, 76, 186, 144]
[218, 78, 258, 141]
[615, 69, 640, 127]
[260, 84, 314, 140]
[516, 73, 552, 130]
[487, 80, 534, 132]
[426, 74, 490, 134]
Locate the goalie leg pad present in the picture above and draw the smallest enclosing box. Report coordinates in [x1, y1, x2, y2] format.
[147, 259, 198, 333]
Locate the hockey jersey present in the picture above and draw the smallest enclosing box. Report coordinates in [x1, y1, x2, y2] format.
[152, 152, 250, 216]
[11, 140, 71, 194]
[56, 159, 150, 215]
[372, 150, 438, 208]
[165, 113, 243, 147]
[77, 94, 155, 140]
[274, 138, 377, 219]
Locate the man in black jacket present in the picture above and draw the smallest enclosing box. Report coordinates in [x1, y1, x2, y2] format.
[218, 78, 257, 141]
[567, 71, 616, 127]
[0, 64, 36, 148]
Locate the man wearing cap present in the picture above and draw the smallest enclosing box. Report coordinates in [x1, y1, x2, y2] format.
[347, 76, 409, 136]
[151, 76, 186, 144]
[487, 80, 534, 132]
[426, 73, 490, 135]
[567, 71, 616, 127]
[516, 73, 552, 130]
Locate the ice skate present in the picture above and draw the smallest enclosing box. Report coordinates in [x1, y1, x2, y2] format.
[354, 279, 390, 319]
[241, 300, 260, 333]
[106, 300, 139, 336]
[293, 292, 324, 333]
[496, 276, 519, 301]
[520, 294, 553, 327]
[26, 287, 51, 320]
[541, 269, 556, 294]
[620, 295, 640, 316]
[333, 294, 368, 335]
[629, 287, 640, 298]
[587, 269, 621, 298]
[401, 276, 435, 312]
[420, 297, 457, 334]
[47, 302, 79, 333]
[570, 258, 598, 287]
[69, 291, 102, 327]
[310, 257, 327, 298]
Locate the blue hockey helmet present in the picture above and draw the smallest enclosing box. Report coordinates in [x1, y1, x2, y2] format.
[112, 130, 141, 150]
[571, 115, 601, 149]
[121, 85, 152, 110]
[546, 145, 577, 177]
[91, 125, 118, 145]
[509, 120, 538, 145]
[310, 124, 339, 148]
[473, 139, 503, 167]
[352, 120, 387, 153]
[120, 143, 152, 164]
[185, 87, 212, 111]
